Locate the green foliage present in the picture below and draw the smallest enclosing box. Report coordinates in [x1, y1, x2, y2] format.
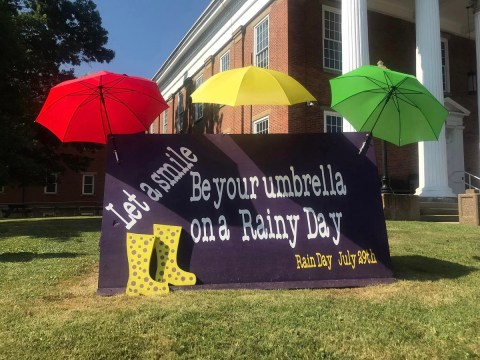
[0, 0, 114, 186]
[0, 218, 478, 359]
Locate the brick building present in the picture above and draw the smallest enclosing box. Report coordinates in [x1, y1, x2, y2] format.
[0, 146, 105, 217]
[1, 0, 477, 216]
[151, 0, 478, 196]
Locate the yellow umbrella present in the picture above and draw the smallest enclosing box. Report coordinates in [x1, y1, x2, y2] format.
[191, 66, 316, 106]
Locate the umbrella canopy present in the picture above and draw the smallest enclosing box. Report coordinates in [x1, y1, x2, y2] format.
[329, 65, 448, 147]
[191, 66, 316, 106]
[36, 71, 168, 144]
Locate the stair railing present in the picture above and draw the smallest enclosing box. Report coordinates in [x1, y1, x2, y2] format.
[465, 171, 480, 191]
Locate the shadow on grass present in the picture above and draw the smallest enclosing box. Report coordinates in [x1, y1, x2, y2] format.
[0, 217, 102, 241]
[391, 255, 477, 281]
[0, 251, 83, 263]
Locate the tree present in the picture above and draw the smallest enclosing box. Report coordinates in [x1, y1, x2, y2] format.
[0, 0, 114, 187]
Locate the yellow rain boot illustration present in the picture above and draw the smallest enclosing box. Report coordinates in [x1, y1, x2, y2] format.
[154, 224, 196, 286]
[125, 233, 169, 296]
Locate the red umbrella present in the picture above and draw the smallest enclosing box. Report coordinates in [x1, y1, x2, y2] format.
[35, 70, 168, 146]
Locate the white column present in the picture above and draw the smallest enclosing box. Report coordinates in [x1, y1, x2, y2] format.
[341, 0, 370, 132]
[474, 1, 480, 175]
[414, 0, 454, 197]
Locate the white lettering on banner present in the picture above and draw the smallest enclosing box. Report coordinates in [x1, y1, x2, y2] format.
[189, 164, 347, 248]
[329, 212, 342, 245]
[190, 215, 231, 243]
[104, 190, 151, 230]
[238, 206, 342, 248]
[238, 208, 300, 248]
[262, 165, 347, 199]
[190, 164, 346, 207]
[140, 146, 198, 201]
[105, 143, 349, 247]
[105, 146, 198, 230]
[303, 207, 342, 245]
[218, 215, 230, 241]
[190, 172, 260, 209]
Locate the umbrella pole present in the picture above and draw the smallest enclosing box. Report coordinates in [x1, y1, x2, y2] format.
[380, 140, 392, 193]
[100, 87, 120, 164]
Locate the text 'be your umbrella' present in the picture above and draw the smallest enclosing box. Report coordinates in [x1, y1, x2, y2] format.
[189, 165, 346, 248]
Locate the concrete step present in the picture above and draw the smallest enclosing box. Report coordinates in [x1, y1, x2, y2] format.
[418, 197, 458, 222]
[420, 214, 459, 222]
[419, 201, 458, 210]
[420, 207, 458, 216]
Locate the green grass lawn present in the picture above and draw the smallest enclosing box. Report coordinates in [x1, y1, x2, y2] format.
[0, 217, 478, 359]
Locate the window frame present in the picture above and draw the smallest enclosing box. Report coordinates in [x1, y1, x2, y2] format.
[323, 5, 342, 72]
[194, 75, 204, 122]
[82, 174, 95, 195]
[253, 115, 269, 134]
[149, 119, 156, 134]
[220, 50, 230, 72]
[162, 108, 168, 134]
[254, 16, 269, 69]
[44, 173, 58, 194]
[324, 111, 343, 133]
[176, 91, 184, 133]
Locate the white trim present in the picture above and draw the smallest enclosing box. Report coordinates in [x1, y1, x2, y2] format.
[253, 115, 269, 134]
[82, 173, 95, 195]
[220, 50, 231, 72]
[323, 5, 342, 72]
[324, 111, 343, 133]
[444, 97, 471, 117]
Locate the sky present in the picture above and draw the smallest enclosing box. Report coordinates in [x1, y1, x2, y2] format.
[74, 0, 212, 79]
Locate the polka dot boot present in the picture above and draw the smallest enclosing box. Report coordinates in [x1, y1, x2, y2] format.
[153, 224, 196, 286]
[125, 233, 169, 296]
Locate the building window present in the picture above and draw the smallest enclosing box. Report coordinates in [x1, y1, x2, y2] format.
[176, 91, 184, 133]
[441, 38, 450, 93]
[324, 111, 343, 133]
[323, 6, 342, 72]
[254, 16, 269, 69]
[220, 51, 230, 72]
[82, 174, 95, 195]
[44, 173, 58, 194]
[163, 109, 168, 134]
[194, 75, 204, 122]
[0, 186, 4, 194]
[253, 116, 269, 134]
[149, 119, 156, 134]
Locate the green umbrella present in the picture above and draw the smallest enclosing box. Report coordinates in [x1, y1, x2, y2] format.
[329, 64, 448, 151]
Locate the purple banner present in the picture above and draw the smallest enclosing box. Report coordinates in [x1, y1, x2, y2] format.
[98, 133, 393, 294]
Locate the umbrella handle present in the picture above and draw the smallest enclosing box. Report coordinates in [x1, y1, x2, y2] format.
[110, 135, 120, 164]
[359, 132, 373, 156]
[114, 149, 120, 164]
